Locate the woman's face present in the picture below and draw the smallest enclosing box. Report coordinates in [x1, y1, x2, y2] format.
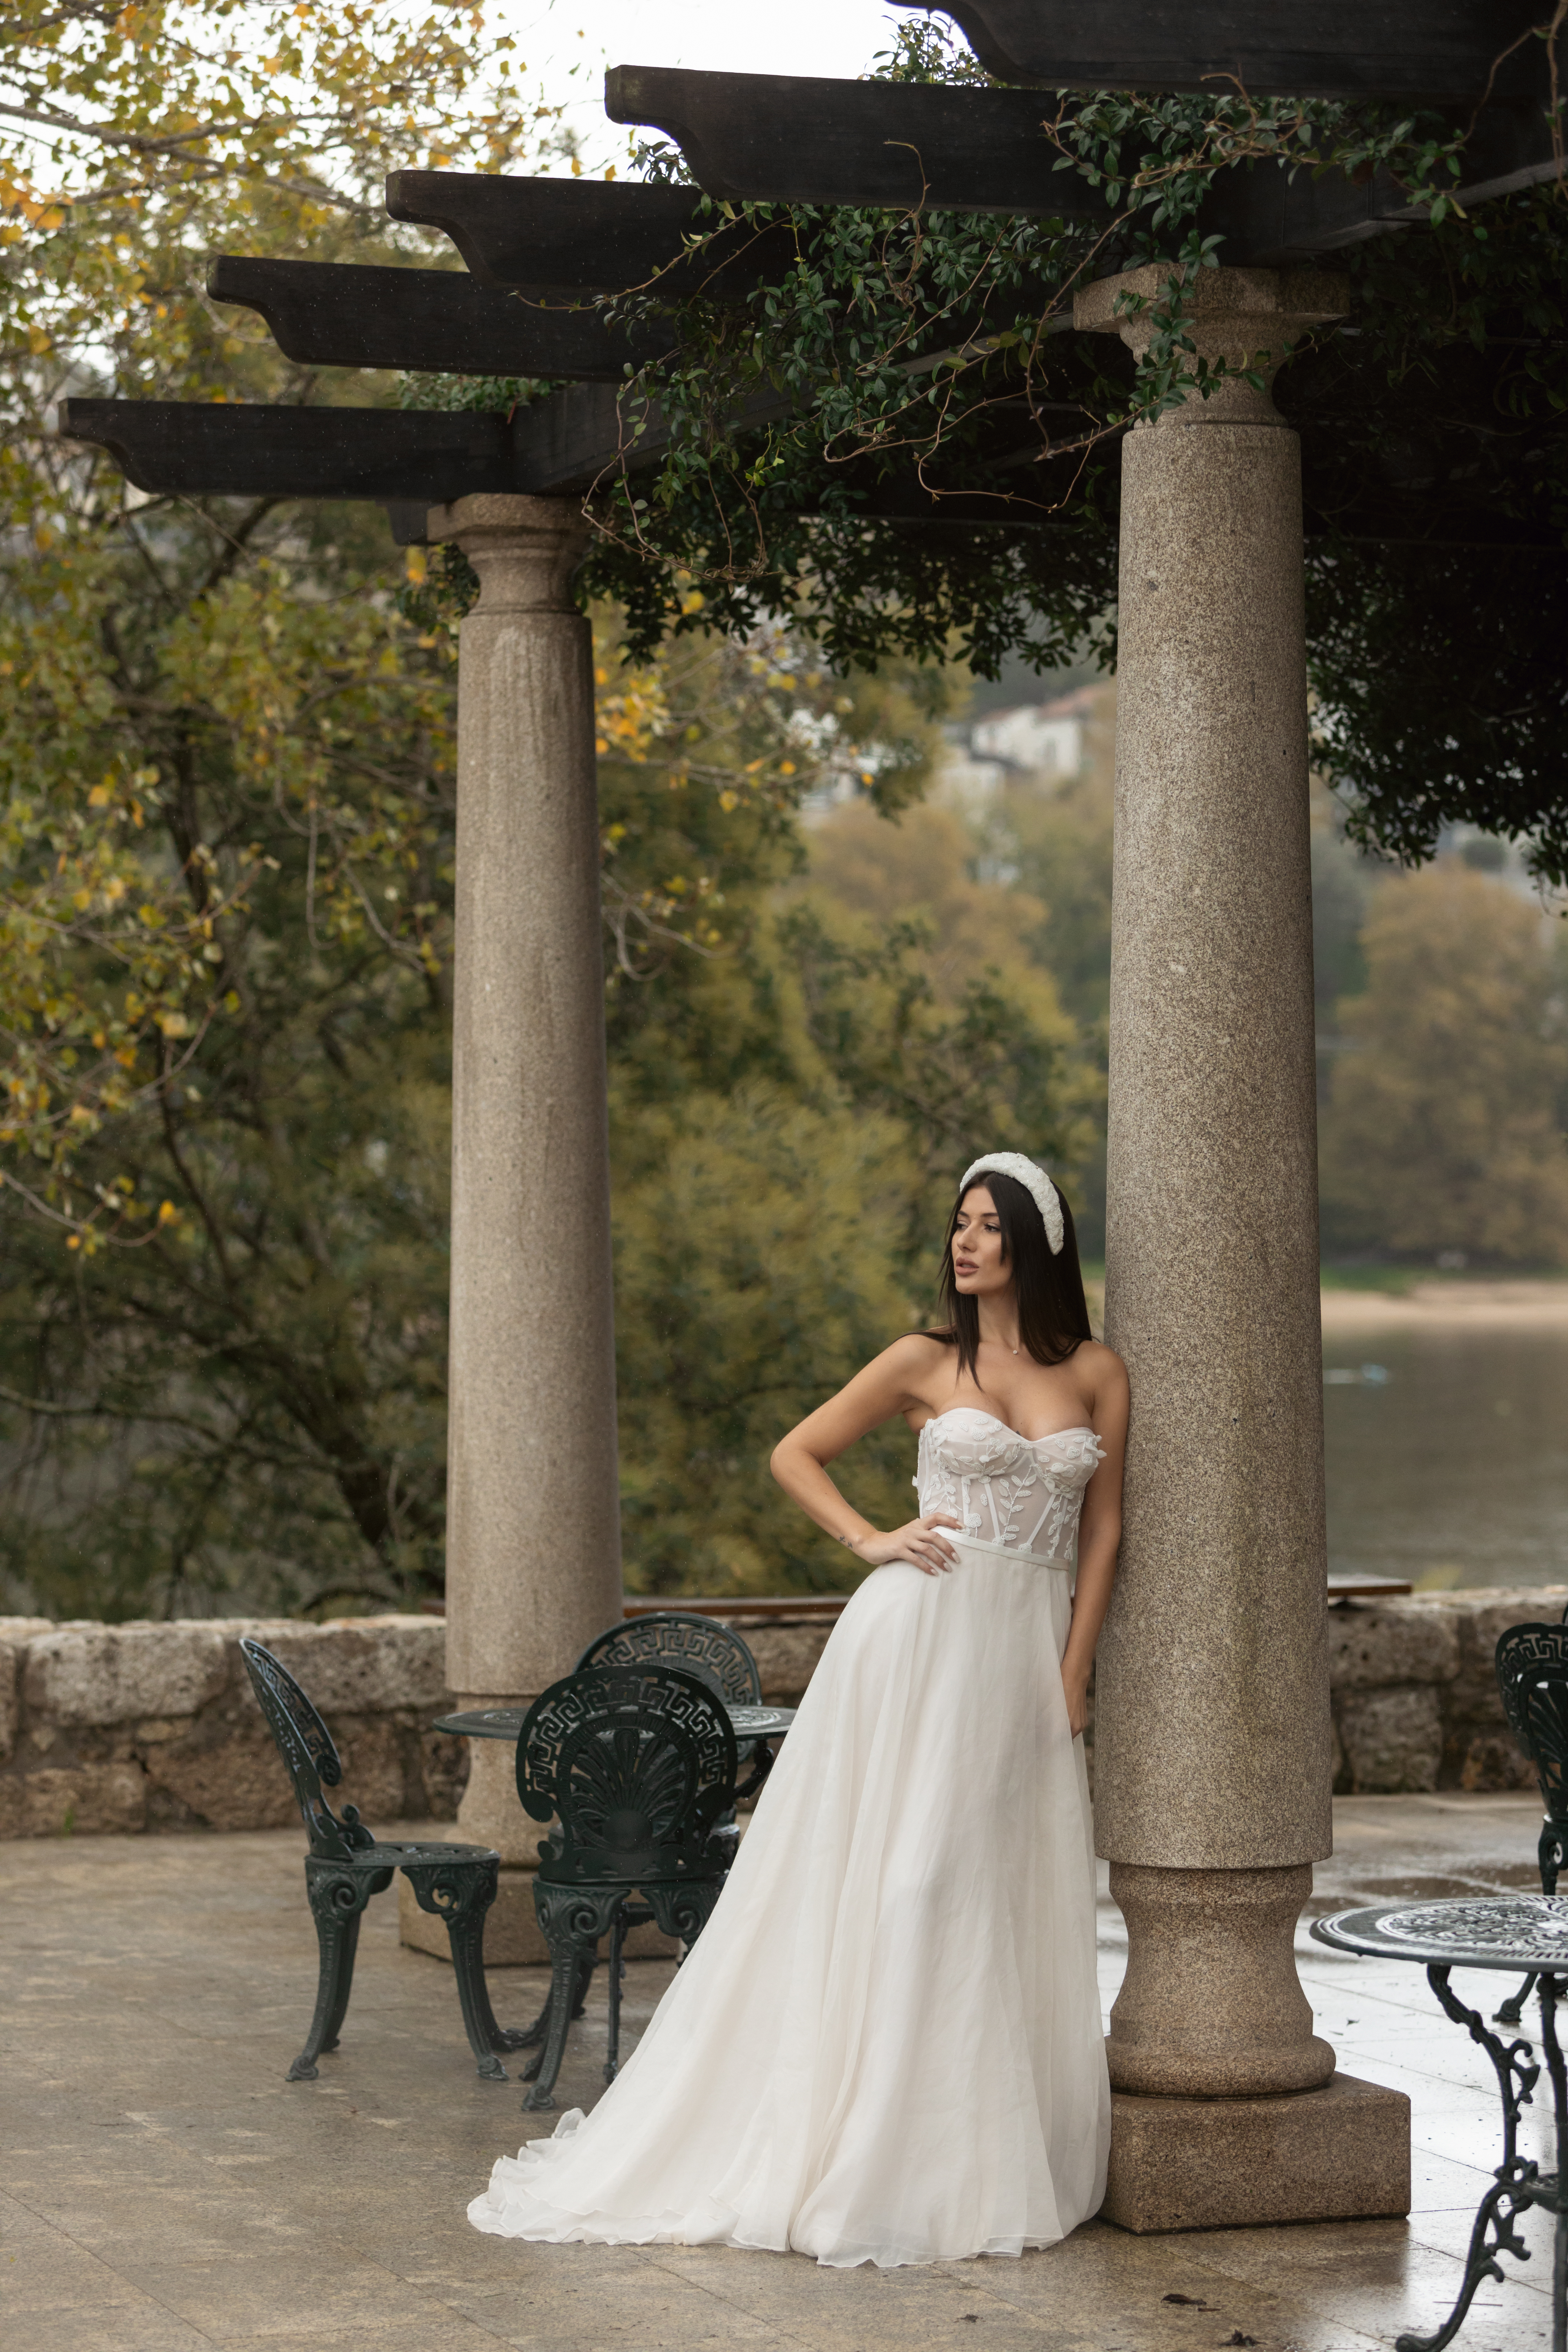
[951, 1186, 1012, 1300]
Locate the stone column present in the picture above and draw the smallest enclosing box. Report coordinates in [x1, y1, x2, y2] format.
[1075, 267, 1409, 2229]
[398, 494, 626, 1965]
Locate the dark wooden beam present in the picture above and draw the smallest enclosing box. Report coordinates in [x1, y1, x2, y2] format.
[603, 66, 1106, 216]
[57, 399, 524, 502]
[393, 98, 1560, 309]
[56, 385, 789, 517]
[511, 381, 790, 502]
[207, 258, 677, 380]
[1201, 100, 1564, 265]
[384, 172, 797, 296]
[930, 1, 1549, 103]
[606, 66, 1562, 262]
[58, 396, 1558, 558]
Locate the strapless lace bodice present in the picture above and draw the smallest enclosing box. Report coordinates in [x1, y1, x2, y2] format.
[916, 1408, 1105, 1566]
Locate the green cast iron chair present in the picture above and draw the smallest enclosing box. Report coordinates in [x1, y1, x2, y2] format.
[509, 1662, 738, 2110]
[575, 1610, 761, 1706]
[1492, 1608, 1568, 2025]
[240, 1637, 532, 2083]
[574, 1609, 775, 1805]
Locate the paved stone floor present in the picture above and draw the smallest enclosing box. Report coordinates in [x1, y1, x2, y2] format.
[1, 1794, 1561, 2352]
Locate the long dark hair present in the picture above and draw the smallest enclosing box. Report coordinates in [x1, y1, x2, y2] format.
[932, 1170, 1092, 1384]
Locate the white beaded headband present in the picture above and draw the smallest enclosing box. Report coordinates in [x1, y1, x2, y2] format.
[958, 1153, 1065, 1256]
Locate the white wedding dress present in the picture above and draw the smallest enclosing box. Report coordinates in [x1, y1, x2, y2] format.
[469, 1408, 1111, 2268]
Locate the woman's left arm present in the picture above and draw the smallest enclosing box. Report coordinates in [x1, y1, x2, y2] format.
[1059, 1346, 1129, 1738]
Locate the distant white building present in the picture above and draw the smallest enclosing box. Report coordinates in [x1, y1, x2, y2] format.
[933, 746, 1007, 812]
[971, 686, 1097, 781]
[937, 685, 1098, 810]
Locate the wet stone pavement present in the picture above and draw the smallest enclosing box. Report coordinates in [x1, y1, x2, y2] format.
[0, 1793, 1560, 2352]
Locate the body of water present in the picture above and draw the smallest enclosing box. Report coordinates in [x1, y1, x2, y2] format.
[1323, 1323, 1568, 1590]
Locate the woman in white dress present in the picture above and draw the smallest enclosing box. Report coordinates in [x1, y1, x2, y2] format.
[470, 1151, 1129, 2269]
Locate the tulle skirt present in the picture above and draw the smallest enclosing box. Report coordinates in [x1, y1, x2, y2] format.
[468, 1540, 1111, 2268]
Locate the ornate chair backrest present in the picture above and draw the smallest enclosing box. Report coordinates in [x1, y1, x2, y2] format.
[574, 1612, 761, 1708]
[1495, 1623, 1568, 1823]
[518, 1664, 738, 1886]
[239, 1637, 373, 1861]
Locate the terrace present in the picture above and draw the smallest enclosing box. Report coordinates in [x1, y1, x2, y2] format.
[4, 1791, 1557, 2352]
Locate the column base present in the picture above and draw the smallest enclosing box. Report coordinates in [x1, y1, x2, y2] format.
[1101, 2072, 1410, 2234]
[398, 1864, 678, 1967]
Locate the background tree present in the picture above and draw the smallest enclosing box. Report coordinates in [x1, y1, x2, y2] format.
[9, 7, 1559, 1619]
[1319, 864, 1568, 1265]
[594, 625, 1095, 1594]
[0, 7, 1104, 1617]
[1, 1, 544, 1615]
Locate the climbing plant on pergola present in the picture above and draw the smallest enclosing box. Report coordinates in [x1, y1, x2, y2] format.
[62, 4, 1568, 873]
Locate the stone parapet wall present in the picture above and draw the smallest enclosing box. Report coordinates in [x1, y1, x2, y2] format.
[0, 1611, 835, 1839]
[0, 1616, 469, 1839]
[1327, 1589, 1564, 1797]
[0, 1591, 1553, 1837]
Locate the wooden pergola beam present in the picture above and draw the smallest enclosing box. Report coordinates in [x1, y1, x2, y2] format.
[59, 399, 524, 502]
[605, 67, 1563, 261]
[55, 387, 790, 525]
[928, 0, 1547, 102]
[58, 393, 1561, 555]
[207, 258, 677, 381]
[391, 102, 1559, 310]
[384, 172, 797, 296]
[603, 68, 1108, 217]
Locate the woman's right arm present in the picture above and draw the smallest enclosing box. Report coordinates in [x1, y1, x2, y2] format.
[770, 1336, 962, 1577]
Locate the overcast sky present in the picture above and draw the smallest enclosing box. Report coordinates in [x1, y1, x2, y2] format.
[504, 0, 947, 173]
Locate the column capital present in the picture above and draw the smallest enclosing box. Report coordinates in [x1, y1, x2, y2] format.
[424, 492, 592, 616]
[1075, 263, 1348, 422]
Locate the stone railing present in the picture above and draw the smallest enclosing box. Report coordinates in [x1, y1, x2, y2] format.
[0, 1589, 1555, 1836]
[1326, 1588, 1562, 1796]
[0, 1609, 837, 1838]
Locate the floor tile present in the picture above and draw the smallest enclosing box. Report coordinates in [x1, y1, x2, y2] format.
[3, 1801, 1566, 2352]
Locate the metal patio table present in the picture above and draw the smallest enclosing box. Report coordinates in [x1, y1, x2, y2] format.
[1313, 1896, 1568, 2352]
[434, 1701, 797, 1749]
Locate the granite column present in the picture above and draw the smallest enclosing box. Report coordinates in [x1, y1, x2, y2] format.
[399, 493, 624, 1963]
[1074, 267, 1410, 2228]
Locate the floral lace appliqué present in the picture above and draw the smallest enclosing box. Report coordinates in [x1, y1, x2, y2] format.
[915, 1410, 1105, 1565]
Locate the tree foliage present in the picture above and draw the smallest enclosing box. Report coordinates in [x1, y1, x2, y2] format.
[0, 6, 1107, 1616]
[6, 5, 1561, 1614]
[598, 655, 1098, 1595]
[1, 1, 542, 1612]
[1319, 864, 1568, 1264]
[575, 21, 1568, 877]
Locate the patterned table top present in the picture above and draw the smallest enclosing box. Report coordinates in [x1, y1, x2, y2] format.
[1313, 1894, 1568, 1973]
[433, 1703, 797, 1742]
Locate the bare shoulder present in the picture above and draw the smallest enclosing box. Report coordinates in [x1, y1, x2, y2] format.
[1075, 1339, 1128, 1407]
[873, 1329, 952, 1392]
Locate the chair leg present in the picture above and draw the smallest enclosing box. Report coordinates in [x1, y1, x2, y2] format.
[1496, 1970, 1538, 2026]
[504, 1950, 594, 2055]
[522, 1884, 618, 2112]
[604, 1911, 626, 2085]
[645, 1876, 724, 1958]
[292, 1861, 374, 2081]
[319, 1910, 363, 2057]
[400, 1856, 518, 2082]
[1503, 1822, 1568, 2023]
